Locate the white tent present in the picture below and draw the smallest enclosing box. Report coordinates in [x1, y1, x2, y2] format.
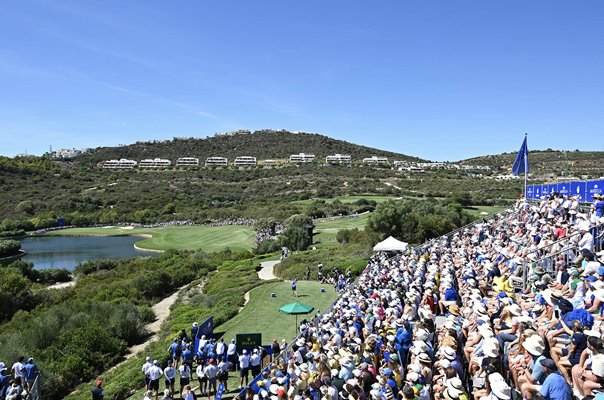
[373, 236, 409, 252]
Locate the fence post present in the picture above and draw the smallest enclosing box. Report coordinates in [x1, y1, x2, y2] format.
[522, 260, 528, 292]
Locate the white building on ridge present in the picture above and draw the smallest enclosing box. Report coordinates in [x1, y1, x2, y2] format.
[326, 154, 352, 164]
[205, 157, 228, 167]
[234, 156, 257, 167]
[290, 153, 315, 163]
[102, 159, 137, 169]
[176, 157, 199, 167]
[362, 156, 389, 165]
[139, 158, 171, 168]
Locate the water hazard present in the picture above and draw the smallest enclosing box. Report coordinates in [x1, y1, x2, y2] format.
[20, 235, 157, 270]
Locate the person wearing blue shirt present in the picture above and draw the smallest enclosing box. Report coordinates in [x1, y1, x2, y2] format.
[22, 358, 39, 393]
[168, 338, 181, 367]
[538, 358, 572, 400]
[182, 344, 194, 368]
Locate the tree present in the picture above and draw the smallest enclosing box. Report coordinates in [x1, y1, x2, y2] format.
[280, 214, 313, 251]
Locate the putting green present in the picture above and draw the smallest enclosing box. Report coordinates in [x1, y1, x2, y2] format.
[215, 281, 339, 344]
[45, 225, 256, 252]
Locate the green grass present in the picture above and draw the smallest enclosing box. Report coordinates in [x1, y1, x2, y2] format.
[313, 214, 369, 247]
[292, 195, 399, 205]
[215, 281, 339, 343]
[462, 205, 508, 218]
[45, 225, 256, 252]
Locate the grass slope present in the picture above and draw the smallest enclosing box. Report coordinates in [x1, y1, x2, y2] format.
[215, 280, 339, 343]
[313, 214, 369, 247]
[46, 225, 256, 252]
[292, 195, 399, 205]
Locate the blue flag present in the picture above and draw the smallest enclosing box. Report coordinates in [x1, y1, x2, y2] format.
[512, 135, 529, 175]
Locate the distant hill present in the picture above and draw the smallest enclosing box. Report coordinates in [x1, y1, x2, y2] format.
[459, 149, 604, 178]
[75, 130, 425, 167]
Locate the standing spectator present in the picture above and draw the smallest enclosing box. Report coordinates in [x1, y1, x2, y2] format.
[21, 358, 38, 393]
[271, 338, 280, 361]
[191, 322, 199, 339]
[168, 339, 182, 368]
[196, 361, 208, 396]
[203, 358, 218, 400]
[164, 361, 176, 396]
[250, 349, 261, 377]
[227, 339, 238, 370]
[182, 344, 193, 368]
[146, 360, 163, 400]
[10, 357, 24, 382]
[216, 338, 225, 361]
[238, 350, 251, 389]
[142, 356, 153, 389]
[178, 362, 191, 395]
[91, 379, 105, 400]
[217, 358, 230, 391]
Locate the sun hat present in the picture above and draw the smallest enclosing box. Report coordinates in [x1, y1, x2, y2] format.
[446, 377, 464, 395]
[442, 347, 456, 361]
[269, 384, 279, 395]
[483, 344, 499, 358]
[522, 337, 545, 356]
[488, 372, 504, 385]
[508, 304, 522, 316]
[491, 381, 511, 400]
[417, 353, 431, 363]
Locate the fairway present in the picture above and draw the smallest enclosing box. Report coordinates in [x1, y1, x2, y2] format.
[293, 195, 398, 205]
[45, 225, 256, 252]
[313, 214, 369, 247]
[463, 205, 508, 218]
[215, 281, 339, 343]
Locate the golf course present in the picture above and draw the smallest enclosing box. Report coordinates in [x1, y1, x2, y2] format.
[215, 280, 339, 343]
[45, 225, 256, 252]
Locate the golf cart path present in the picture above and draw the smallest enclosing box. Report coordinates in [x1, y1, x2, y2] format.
[240, 259, 280, 309]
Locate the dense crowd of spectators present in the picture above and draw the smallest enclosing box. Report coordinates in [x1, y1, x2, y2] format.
[226, 192, 604, 400]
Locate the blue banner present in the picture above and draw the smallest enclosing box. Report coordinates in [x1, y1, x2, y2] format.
[216, 384, 225, 400]
[526, 185, 535, 199]
[535, 185, 542, 199]
[587, 180, 604, 202]
[194, 316, 214, 355]
[541, 185, 550, 197]
[570, 181, 587, 201]
[512, 136, 529, 175]
[548, 183, 558, 194]
[558, 182, 570, 196]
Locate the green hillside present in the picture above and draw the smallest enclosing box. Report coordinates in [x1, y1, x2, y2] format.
[75, 129, 425, 167]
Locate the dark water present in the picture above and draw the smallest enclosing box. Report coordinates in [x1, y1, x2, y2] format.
[21, 235, 157, 270]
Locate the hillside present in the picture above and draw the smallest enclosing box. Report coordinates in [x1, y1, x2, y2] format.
[460, 149, 604, 178]
[75, 129, 425, 166]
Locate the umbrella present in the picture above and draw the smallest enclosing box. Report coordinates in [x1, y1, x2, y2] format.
[279, 302, 314, 336]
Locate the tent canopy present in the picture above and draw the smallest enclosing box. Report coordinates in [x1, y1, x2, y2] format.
[373, 236, 409, 252]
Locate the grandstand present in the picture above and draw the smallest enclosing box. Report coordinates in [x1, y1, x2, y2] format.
[232, 192, 604, 400]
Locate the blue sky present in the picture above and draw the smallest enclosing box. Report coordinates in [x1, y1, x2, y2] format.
[0, 1, 602, 161]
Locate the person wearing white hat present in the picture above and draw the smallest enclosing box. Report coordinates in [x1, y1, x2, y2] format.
[518, 337, 547, 399]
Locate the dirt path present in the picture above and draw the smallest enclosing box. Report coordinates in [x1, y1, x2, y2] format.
[46, 280, 76, 290]
[257, 259, 279, 280]
[124, 286, 186, 359]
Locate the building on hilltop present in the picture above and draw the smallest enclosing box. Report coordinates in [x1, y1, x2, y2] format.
[326, 154, 352, 165]
[289, 153, 315, 164]
[176, 157, 199, 167]
[103, 159, 137, 169]
[205, 157, 228, 167]
[362, 156, 389, 165]
[263, 159, 277, 167]
[234, 156, 257, 167]
[139, 158, 171, 168]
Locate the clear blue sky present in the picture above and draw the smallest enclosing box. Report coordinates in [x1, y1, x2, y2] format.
[1, 1, 602, 161]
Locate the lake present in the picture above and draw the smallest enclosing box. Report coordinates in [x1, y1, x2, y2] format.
[20, 235, 157, 270]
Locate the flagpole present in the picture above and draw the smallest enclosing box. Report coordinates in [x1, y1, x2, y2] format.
[524, 133, 528, 199]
